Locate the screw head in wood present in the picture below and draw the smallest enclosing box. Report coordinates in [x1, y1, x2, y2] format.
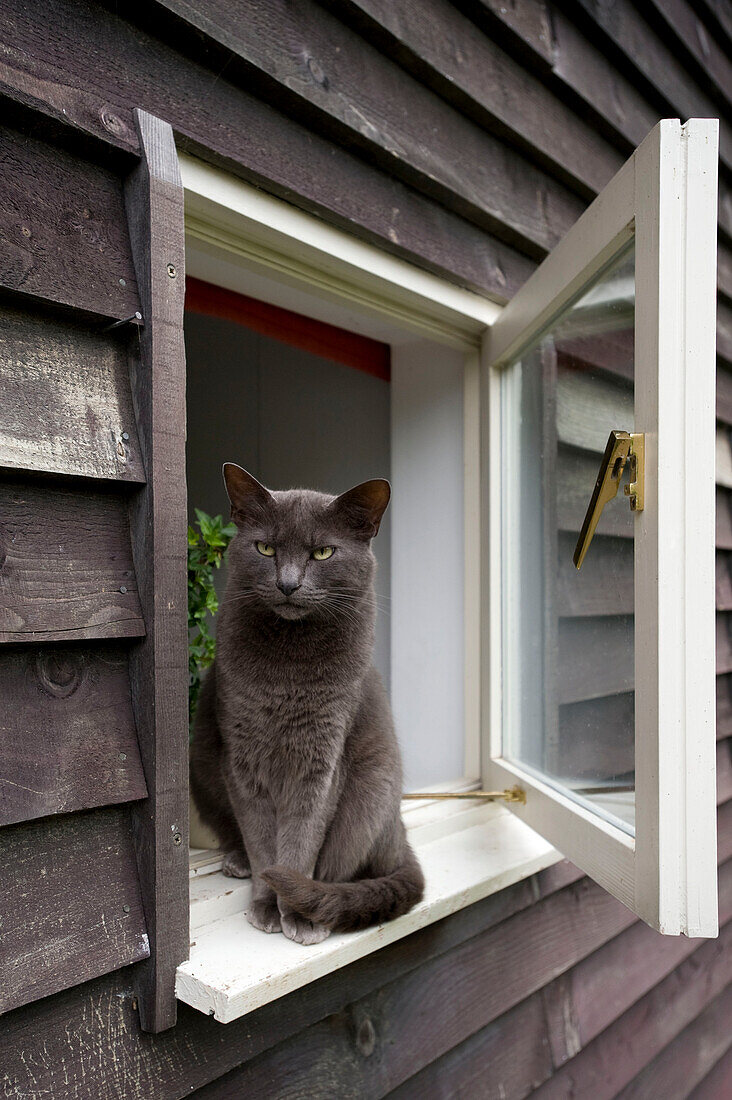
[119, 752, 127, 761]
[123, 904, 131, 913]
[101, 110, 124, 136]
[173, 833, 182, 846]
[119, 278, 126, 287]
[167, 263, 177, 278]
[121, 431, 130, 441]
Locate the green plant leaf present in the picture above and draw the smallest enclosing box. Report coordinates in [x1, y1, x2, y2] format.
[187, 507, 237, 740]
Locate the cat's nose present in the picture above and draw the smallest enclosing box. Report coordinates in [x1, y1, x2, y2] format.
[277, 579, 301, 597]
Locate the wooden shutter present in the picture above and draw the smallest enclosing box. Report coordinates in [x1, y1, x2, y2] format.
[0, 109, 188, 1032]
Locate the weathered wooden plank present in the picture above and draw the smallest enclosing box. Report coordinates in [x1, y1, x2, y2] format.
[0, 481, 145, 642]
[0, 122, 140, 318]
[535, 919, 732, 1100]
[543, 857, 732, 1070]
[149, 0, 587, 258]
[557, 533, 633, 617]
[453, 0, 650, 142]
[2, 1, 729, 314]
[455, 0, 555, 65]
[689, 1042, 732, 1100]
[569, 0, 732, 171]
[388, 992, 553, 1100]
[202, 991, 553, 1100]
[0, 643, 147, 826]
[124, 110, 189, 1033]
[694, 0, 732, 52]
[154, 0, 590, 251]
[617, 983, 732, 1100]
[453, 0, 732, 242]
[326, 0, 623, 198]
[0, 806, 149, 1015]
[0, 301, 145, 482]
[0, 861, 584, 1099]
[641, 0, 732, 111]
[558, 616, 634, 704]
[404, 869, 732, 1096]
[0, 0, 532, 301]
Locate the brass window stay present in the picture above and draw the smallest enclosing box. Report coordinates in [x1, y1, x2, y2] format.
[574, 430, 645, 569]
[402, 787, 527, 804]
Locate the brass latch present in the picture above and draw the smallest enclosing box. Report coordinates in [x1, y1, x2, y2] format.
[402, 786, 526, 804]
[574, 430, 644, 570]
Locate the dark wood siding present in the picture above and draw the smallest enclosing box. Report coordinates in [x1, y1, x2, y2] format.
[0, 0, 729, 1093]
[0, 107, 188, 1032]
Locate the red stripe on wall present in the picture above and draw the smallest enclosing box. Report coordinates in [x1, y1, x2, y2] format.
[185, 276, 391, 381]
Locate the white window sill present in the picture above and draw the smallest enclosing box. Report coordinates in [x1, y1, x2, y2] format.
[176, 800, 560, 1023]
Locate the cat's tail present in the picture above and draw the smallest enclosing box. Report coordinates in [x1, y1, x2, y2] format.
[261, 848, 425, 932]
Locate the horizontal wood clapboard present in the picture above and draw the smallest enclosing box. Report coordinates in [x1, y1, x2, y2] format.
[0, 480, 145, 642]
[0, 123, 141, 320]
[0, 806, 149, 1015]
[0, 302, 145, 483]
[0, 643, 147, 826]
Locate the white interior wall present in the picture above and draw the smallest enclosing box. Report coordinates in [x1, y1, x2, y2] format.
[391, 341, 466, 789]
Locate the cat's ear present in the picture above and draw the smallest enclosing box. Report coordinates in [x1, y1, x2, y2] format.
[222, 464, 274, 526]
[330, 478, 391, 539]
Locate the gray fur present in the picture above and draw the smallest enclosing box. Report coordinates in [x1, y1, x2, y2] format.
[190, 465, 424, 945]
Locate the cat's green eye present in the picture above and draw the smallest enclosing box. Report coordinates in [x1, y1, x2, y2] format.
[256, 541, 276, 557]
[312, 546, 334, 561]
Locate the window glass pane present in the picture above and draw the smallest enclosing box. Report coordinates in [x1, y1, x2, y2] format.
[501, 243, 635, 834]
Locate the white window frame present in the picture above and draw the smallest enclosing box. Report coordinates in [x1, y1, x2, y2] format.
[482, 119, 719, 938]
[177, 118, 719, 1022]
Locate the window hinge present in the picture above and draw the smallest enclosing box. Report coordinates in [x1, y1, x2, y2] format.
[402, 786, 526, 804]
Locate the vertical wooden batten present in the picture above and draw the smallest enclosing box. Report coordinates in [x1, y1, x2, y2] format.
[123, 109, 189, 1033]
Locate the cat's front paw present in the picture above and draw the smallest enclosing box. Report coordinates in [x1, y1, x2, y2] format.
[280, 912, 331, 945]
[222, 849, 251, 878]
[247, 899, 282, 933]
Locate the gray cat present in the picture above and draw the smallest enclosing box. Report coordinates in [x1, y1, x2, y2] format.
[190, 464, 424, 945]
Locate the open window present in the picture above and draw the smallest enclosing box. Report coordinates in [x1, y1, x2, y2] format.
[184, 279, 474, 798]
[177, 117, 719, 1023]
[484, 118, 719, 937]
